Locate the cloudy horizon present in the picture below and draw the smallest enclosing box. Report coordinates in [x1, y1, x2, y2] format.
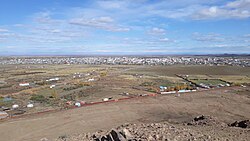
[0, 0, 250, 55]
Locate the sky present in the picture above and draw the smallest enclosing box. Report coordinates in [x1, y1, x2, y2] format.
[0, 0, 250, 55]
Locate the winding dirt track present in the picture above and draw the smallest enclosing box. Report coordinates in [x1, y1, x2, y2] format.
[0, 86, 249, 141]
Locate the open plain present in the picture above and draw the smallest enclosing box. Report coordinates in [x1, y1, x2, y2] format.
[0, 64, 250, 141]
[1, 0, 250, 140]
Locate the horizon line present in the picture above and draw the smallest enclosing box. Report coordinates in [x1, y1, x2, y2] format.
[0, 53, 250, 57]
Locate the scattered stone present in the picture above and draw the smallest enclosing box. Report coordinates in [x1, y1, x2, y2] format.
[56, 116, 250, 141]
[58, 135, 67, 141]
[121, 129, 132, 140]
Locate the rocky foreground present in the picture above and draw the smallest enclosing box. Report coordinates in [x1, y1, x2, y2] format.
[56, 115, 250, 141]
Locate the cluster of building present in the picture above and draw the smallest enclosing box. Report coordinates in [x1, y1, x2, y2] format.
[0, 97, 34, 119]
[198, 82, 230, 89]
[0, 56, 249, 67]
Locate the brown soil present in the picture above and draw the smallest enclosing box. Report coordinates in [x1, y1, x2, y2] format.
[0, 86, 249, 141]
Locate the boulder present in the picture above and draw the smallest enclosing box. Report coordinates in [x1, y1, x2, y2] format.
[230, 120, 250, 128]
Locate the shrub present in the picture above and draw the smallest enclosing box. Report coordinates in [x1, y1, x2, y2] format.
[30, 95, 47, 103]
[140, 82, 155, 86]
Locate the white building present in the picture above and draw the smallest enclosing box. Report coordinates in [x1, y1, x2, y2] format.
[12, 104, 19, 109]
[0, 111, 8, 119]
[75, 102, 81, 107]
[178, 90, 191, 93]
[46, 77, 60, 82]
[50, 85, 56, 88]
[27, 103, 34, 108]
[161, 91, 176, 94]
[19, 83, 30, 87]
[102, 98, 109, 101]
[88, 78, 95, 82]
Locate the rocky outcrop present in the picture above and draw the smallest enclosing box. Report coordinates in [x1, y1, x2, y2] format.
[56, 115, 250, 141]
[91, 129, 126, 141]
[56, 122, 212, 141]
[229, 120, 250, 128]
[186, 115, 226, 127]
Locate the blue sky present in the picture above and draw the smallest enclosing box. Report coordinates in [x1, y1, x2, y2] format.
[0, 0, 250, 55]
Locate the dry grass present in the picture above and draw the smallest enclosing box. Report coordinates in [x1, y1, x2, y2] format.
[214, 75, 250, 84]
[127, 65, 250, 76]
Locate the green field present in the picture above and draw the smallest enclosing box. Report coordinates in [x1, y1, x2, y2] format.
[191, 79, 228, 86]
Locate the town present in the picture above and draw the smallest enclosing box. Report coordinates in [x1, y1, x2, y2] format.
[0, 55, 249, 67]
[1, 0, 250, 140]
[0, 62, 249, 141]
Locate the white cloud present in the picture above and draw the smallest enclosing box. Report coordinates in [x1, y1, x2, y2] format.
[10, 11, 89, 44]
[34, 11, 63, 24]
[243, 34, 250, 37]
[193, 7, 250, 19]
[226, 0, 250, 9]
[192, 0, 250, 19]
[192, 33, 224, 42]
[97, 1, 127, 9]
[148, 27, 166, 35]
[94, 0, 249, 20]
[159, 38, 170, 42]
[242, 34, 250, 42]
[49, 29, 61, 33]
[13, 24, 25, 27]
[159, 37, 177, 43]
[0, 28, 9, 32]
[69, 16, 130, 32]
[0, 32, 16, 40]
[214, 44, 230, 47]
[105, 0, 250, 20]
[1, 0, 249, 55]
[95, 16, 114, 23]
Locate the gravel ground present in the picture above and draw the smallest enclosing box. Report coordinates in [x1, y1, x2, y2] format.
[55, 115, 250, 141]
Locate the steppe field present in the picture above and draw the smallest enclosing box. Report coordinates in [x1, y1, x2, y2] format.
[0, 64, 249, 141]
